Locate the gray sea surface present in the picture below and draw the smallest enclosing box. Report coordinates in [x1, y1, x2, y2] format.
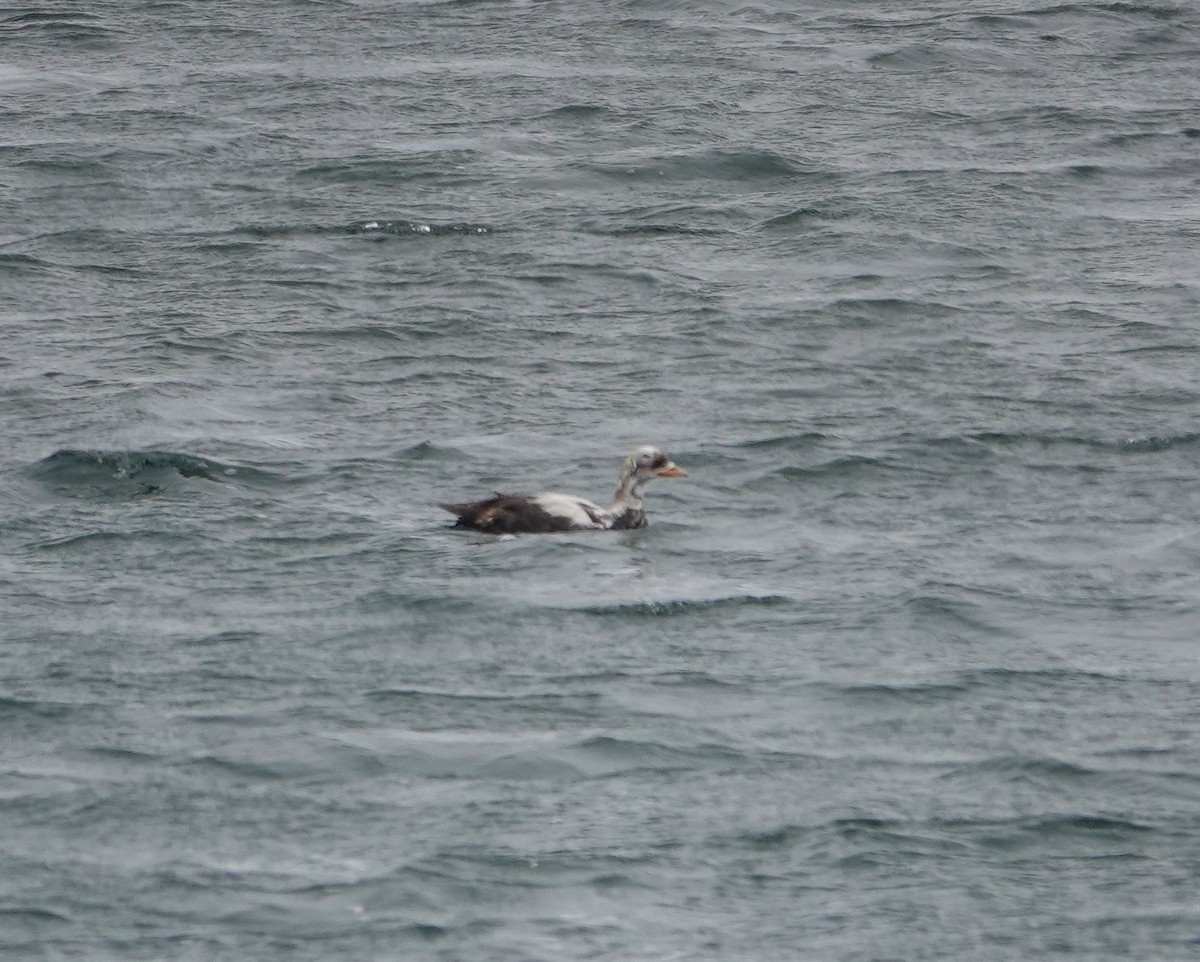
[4, 1, 1200, 959]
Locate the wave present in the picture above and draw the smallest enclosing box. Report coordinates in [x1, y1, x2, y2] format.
[906, 430, 1200, 460]
[582, 147, 832, 185]
[957, 665, 1133, 692]
[538, 103, 616, 120]
[826, 680, 969, 704]
[392, 440, 472, 462]
[348, 219, 494, 237]
[0, 10, 126, 46]
[0, 252, 55, 277]
[940, 754, 1101, 782]
[729, 808, 1156, 860]
[757, 205, 847, 230]
[27, 448, 282, 498]
[387, 584, 791, 620]
[207, 219, 495, 242]
[580, 200, 747, 238]
[821, 664, 1137, 709]
[773, 453, 897, 482]
[1016, 2, 1191, 23]
[364, 686, 598, 708]
[295, 151, 482, 186]
[0, 696, 74, 721]
[573, 591, 789, 617]
[180, 727, 756, 785]
[591, 221, 731, 238]
[729, 432, 830, 452]
[954, 812, 1158, 847]
[0, 906, 74, 928]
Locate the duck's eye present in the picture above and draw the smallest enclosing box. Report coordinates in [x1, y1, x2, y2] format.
[649, 454, 667, 470]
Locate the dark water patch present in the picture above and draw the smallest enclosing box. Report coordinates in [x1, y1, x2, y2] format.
[828, 665, 1144, 712]
[757, 205, 842, 230]
[0, 696, 75, 722]
[734, 817, 973, 863]
[827, 295, 958, 323]
[174, 709, 284, 730]
[1115, 341, 1200, 357]
[183, 629, 266, 648]
[1021, 3, 1188, 21]
[410, 845, 663, 894]
[729, 432, 830, 453]
[0, 906, 75, 943]
[9, 152, 120, 181]
[913, 430, 1200, 463]
[0, 906, 72, 924]
[572, 734, 745, 774]
[0, 250, 141, 282]
[29, 528, 183, 553]
[955, 667, 1138, 701]
[941, 754, 1101, 784]
[392, 441, 471, 462]
[351, 590, 487, 617]
[581, 201, 749, 237]
[645, 669, 742, 689]
[353, 730, 755, 782]
[583, 148, 828, 185]
[242, 729, 752, 782]
[0, 9, 125, 46]
[592, 221, 730, 238]
[774, 453, 897, 482]
[184, 738, 389, 783]
[229, 223, 337, 241]
[1111, 433, 1200, 453]
[827, 680, 969, 705]
[27, 449, 285, 499]
[362, 686, 604, 724]
[970, 812, 1157, 848]
[739, 823, 809, 850]
[78, 745, 163, 766]
[866, 43, 968, 72]
[735, 809, 1157, 865]
[295, 154, 480, 187]
[0, 252, 57, 277]
[573, 592, 789, 617]
[540, 103, 617, 120]
[1099, 127, 1200, 149]
[364, 686, 600, 710]
[902, 589, 1019, 638]
[495, 259, 666, 290]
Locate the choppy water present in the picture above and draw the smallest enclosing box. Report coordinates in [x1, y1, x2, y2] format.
[4, 1, 1200, 959]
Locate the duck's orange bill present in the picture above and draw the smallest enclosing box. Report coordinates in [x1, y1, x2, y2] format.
[656, 464, 688, 477]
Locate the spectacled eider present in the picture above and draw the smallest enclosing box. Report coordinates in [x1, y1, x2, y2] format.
[440, 445, 688, 534]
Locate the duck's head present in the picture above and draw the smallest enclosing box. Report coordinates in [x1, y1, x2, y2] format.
[619, 445, 688, 487]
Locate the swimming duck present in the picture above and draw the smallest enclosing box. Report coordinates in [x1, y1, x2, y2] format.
[440, 445, 688, 533]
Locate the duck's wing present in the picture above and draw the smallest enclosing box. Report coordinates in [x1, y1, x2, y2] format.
[530, 492, 611, 529]
[440, 492, 608, 533]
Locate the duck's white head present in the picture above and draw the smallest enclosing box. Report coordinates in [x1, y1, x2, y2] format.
[605, 446, 689, 527]
[617, 445, 688, 490]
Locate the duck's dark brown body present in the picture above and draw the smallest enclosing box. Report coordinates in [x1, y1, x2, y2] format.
[440, 494, 607, 534]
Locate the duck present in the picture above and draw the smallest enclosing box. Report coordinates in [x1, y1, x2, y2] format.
[440, 445, 688, 534]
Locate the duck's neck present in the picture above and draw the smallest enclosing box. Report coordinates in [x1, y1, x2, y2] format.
[607, 474, 648, 528]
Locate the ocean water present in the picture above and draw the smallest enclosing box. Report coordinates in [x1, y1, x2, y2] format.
[3, 1, 1200, 959]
